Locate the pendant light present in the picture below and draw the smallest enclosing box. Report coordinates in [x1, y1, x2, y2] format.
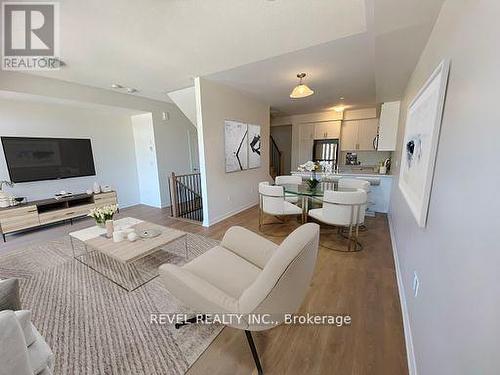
[290, 73, 314, 99]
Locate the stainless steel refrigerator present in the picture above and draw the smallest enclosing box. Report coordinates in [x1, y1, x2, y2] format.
[312, 139, 339, 169]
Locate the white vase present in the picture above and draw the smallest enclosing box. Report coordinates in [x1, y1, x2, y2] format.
[0, 191, 10, 208]
[93, 182, 101, 194]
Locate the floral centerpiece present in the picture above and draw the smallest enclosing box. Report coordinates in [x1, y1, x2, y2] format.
[88, 205, 118, 227]
[298, 161, 320, 190]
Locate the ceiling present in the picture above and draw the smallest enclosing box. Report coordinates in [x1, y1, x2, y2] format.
[27, 0, 367, 101]
[24, 0, 444, 115]
[207, 0, 446, 114]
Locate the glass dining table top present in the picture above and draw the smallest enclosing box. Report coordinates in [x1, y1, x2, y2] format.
[281, 183, 357, 197]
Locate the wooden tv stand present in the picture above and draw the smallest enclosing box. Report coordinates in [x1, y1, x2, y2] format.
[0, 191, 118, 242]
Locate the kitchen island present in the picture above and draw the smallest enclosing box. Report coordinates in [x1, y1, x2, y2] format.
[291, 171, 393, 213]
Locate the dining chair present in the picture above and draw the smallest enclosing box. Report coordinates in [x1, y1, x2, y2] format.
[275, 175, 302, 204]
[258, 182, 302, 233]
[308, 189, 367, 251]
[338, 178, 371, 223]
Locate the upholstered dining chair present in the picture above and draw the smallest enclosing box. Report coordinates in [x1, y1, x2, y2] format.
[308, 189, 367, 252]
[338, 178, 371, 223]
[275, 175, 302, 203]
[159, 223, 320, 375]
[258, 182, 302, 232]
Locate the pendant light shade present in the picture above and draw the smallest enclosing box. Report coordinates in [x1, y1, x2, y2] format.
[290, 73, 314, 99]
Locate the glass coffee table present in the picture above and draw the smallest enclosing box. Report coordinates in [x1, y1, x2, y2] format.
[69, 217, 187, 291]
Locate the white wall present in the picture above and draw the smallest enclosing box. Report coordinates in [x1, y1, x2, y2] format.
[0, 71, 194, 208]
[0, 98, 141, 207]
[131, 113, 162, 207]
[195, 78, 270, 226]
[389, 1, 500, 374]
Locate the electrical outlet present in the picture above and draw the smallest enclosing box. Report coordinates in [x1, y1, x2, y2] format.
[227, 195, 231, 201]
[412, 272, 420, 298]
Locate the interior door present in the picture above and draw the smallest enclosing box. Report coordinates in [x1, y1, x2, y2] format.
[340, 121, 358, 151]
[357, 118, 379, 150]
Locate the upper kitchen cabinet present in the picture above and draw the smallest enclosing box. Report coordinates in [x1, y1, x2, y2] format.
[340, 118, 379, 151]
[377, 101, 401, 151]
[313, 121, 341, 140]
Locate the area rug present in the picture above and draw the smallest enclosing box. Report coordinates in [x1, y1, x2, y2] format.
[0, 233, 223, 375]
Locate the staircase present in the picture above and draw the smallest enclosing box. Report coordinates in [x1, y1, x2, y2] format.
[270, 136, 283, 179]
[168, 172, 203, 223]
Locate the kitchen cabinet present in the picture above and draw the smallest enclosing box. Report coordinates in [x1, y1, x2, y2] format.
[358, 119, 379, 150]
[377, 101, 400, 151]
[313, 121, 341, 140]
[298, 123, 314, 165]
[340, 119, 379, 151]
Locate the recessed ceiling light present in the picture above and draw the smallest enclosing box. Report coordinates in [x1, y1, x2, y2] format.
[340, 97, 345, 100]
[111, 83, 123, 89]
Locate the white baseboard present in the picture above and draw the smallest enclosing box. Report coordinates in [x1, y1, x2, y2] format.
[203, 201, 257, 227]
[387, 214, 417, 375]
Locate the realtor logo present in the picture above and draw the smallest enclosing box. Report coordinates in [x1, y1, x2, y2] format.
[2, 2, 60, 70]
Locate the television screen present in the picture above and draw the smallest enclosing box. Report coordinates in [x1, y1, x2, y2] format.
[1, 137, 96, 183]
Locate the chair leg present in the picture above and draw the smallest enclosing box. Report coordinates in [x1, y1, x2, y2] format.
[245, 330, 263, 375]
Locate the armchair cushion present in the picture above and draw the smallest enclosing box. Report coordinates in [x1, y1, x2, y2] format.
[221, 226, 278, 269]
[184, 246, 261, 298]
[159, 264, 239, 313]
[0, 278, 21, 311]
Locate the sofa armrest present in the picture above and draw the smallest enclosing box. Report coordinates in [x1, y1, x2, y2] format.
[159, 264, 239, 314]
[0, 310, 32, 375]
[221, 226, 278, 268]
[0, 278, 21, 311]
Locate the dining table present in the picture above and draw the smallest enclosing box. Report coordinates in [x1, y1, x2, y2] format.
[280, 182, 358, 223]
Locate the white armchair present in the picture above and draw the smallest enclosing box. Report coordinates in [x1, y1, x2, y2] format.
[159, 223, 320, 374]
[308, 189, 367, 251]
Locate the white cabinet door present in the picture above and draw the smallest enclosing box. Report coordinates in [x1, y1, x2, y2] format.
[300, 123, 314, 140]
[314, 121, 341, 140]
[298, 139, 313, 165]
[340, 121, 359, 151]
[314, 122, 329, 139]
[357, 118, 379, 150]
[325, 121, 341, 139]
[378, 101, 400, 151]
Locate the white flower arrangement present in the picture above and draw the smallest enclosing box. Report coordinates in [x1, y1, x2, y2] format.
[88, 204, 118, 224]
[297, 160, 319, 172]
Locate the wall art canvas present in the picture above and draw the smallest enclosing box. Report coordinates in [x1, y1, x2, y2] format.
[224, 120, 248, 172]
[398, 59, 450, 228]
[247, 124, 261, 169]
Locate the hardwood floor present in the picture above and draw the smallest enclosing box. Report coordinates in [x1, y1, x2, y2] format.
[0, 204, 408, 375]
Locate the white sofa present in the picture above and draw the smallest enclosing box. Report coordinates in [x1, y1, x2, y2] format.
[0, 279, 54, 375]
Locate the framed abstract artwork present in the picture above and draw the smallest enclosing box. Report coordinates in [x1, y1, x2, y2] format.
[224, 120, 248, 172]
[247, 124, 261, 169]
[398, 59, 450, 228]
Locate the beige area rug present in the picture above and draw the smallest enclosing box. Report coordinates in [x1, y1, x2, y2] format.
[0, 233, 223, 375]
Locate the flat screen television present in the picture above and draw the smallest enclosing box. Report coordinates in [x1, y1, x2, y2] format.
[1, 136, 96, 183]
